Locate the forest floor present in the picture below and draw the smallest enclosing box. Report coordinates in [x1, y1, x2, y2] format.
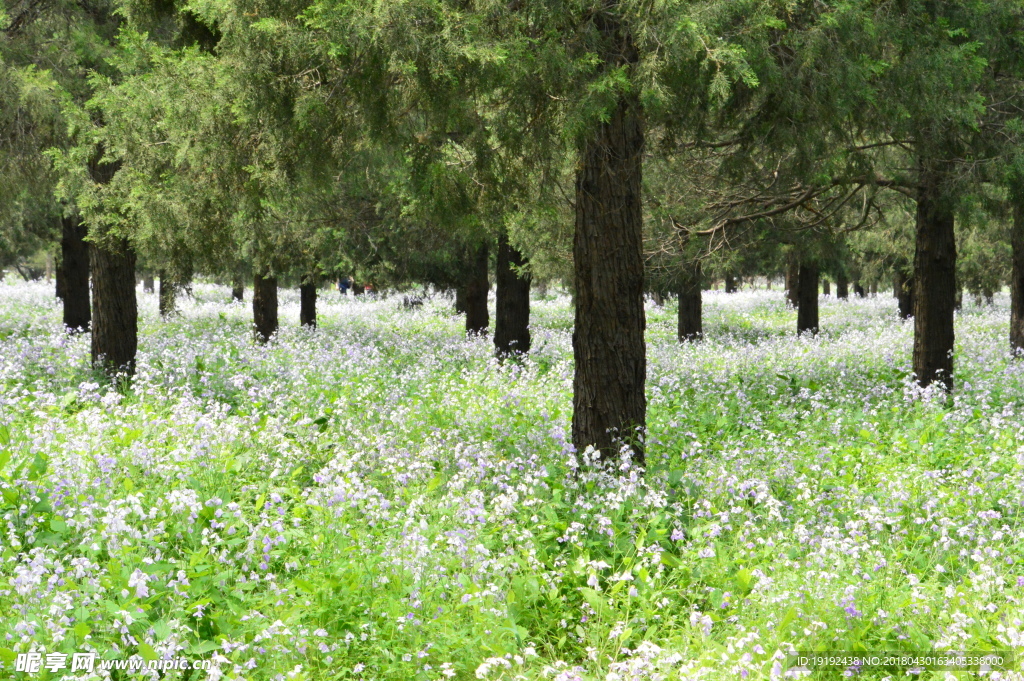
[1, 280, 1023, 680]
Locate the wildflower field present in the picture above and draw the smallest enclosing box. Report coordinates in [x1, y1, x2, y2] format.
[3, 280, 1024, 681]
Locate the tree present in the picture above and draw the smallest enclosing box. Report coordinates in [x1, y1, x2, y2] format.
[494, 230, 530, 356]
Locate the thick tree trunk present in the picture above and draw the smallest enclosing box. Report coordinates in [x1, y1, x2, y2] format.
[912, 169, 957, 390]
[822, 278, 831, 296]
[785, 257, 799, 308]
[895, 270, 914, 319]
[651, 291, 665, 306]
[1012, 201, 1024, 354]
[158, 271, 177, 318]
[300, 281, 317, 329]
[854, 281, 866, 298]
[494, 232, 530, 356]
[253, 274, 278, 343]
[142, 274, 155, 293]
[464, 243, 489, 335]
[796, 263, 819, 335]
[837, 274, 849, 300]
[231, 275, 245, 302]
[677, 260, 702, 342]
[90, 239, 137, 376]
[572, 84, 646, 463]
[60, 215, 91, 331]
[724, 274, 737, 294]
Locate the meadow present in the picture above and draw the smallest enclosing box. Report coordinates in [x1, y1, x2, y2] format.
[2, 280, 1024, 680]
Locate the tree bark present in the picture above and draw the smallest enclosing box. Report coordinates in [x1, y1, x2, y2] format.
[231, 275, 245, 302]
[1012, 201, 1024, 354]
[142, 274, 155, 293]
[572, 66, 646, 463]
[785, 256, 799, 308]
[464, 242, 489, 335]
[724, 274, 737, 294]
[158, 270, 177, 318]
[796, 262, 819, 335]
[60, 215, 91, 331]
[854, 281, 866, 298]
[494, 232, 530, 356]
[822, 278, 830, 296]
[837, 273, 849, 300]
[895, 269, 914, 319]
[300, 281, 317, 329]
[912, 168, 957, 390]
[677, 260, 702, 342]
[253, 274, 278, 343]
[90, 239, 137, 376]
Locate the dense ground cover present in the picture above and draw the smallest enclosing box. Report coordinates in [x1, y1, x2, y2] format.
[2, 280, 1024, 680]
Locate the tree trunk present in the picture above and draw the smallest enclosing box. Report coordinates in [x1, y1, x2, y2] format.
[454, 286, 467, 315]
[143, 274, 155, 293]
[651, 291, 665, 306]
[724, 274, 737, 294]
[464, 242, 489, 335]
[300, 281, 317, 329]
[253, 274, 278, 343]
[677, 260, 702, 342]
[837, 274, 849, 300]
[158, 271, 177, 318]
[785, 256, 799, 308]
[822, 278, 831, 296]
[231, 275, 244, 302]
[955, 282, 963, 312]
[60, 215, 91, 331]
[895, 270, 914, 320]
[854, 281, 866, 298]
[1012, 201, 1024, 354]
[572, 75, 646, 463]
[494, 231, 530, 356]
[796, 263, 819, 335]
[912, 169, 957, 390]
[870, 281, 878, 297]
[90, 239, 137, 376]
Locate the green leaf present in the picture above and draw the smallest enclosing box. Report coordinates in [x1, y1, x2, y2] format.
[778, 605, 797, 633]
[579, 587, 608, 617]
[138, 643, 158, 661]
[0, 648, 17, 662]
[191, 640, 221, 654]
